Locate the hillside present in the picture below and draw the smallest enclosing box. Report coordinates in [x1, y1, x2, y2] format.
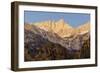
[24, 22, 90, 61]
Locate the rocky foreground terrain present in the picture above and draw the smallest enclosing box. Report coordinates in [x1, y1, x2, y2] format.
[24, 19, 90, 61]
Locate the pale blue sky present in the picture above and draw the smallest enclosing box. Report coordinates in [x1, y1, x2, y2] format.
[24, 11, 90, 27]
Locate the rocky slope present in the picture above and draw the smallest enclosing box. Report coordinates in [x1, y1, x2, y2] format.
[24, 19, 90, 61]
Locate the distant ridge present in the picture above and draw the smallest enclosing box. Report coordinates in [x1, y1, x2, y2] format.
[32, 19, 90, 38]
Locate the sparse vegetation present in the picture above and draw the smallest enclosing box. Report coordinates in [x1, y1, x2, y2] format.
[80, 38, 90, 58]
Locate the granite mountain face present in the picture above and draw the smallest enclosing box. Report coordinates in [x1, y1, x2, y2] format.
[34, 19, 74, 38]
[24, 19, 90, 61]
[34, 19, 90, 38]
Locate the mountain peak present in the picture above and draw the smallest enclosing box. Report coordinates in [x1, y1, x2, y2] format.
[56, 19, 64, 24]
[77, 22, 90, 34]
[33, 19, 74, 38]
[32, 19, 90, 38]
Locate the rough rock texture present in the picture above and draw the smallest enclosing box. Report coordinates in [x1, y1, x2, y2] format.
[24, 19, 90, 61]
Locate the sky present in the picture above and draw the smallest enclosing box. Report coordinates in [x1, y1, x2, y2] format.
[24, 11, 90, 27]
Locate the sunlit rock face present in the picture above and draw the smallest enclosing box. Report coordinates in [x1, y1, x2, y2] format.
[33, 19, 90, 38]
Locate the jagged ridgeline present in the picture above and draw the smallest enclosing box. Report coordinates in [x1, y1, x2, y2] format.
[24, 19, 90, 61]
